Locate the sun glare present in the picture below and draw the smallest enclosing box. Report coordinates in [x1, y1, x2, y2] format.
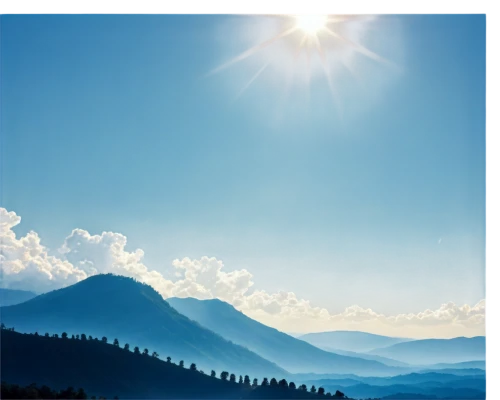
[295, 15, 328, 35]
[209, 15, 393, 104]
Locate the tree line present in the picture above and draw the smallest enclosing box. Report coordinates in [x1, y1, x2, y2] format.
[1, 324, 347, 399]
[0, 382, 112, 399]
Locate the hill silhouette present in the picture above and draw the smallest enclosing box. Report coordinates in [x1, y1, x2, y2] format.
[1, 329, 349, 399]
[367, 337, 486, 365]
[0, 274, 285, 378]
[168, 297, 404, 376]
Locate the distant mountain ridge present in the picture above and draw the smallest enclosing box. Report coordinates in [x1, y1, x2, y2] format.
[0, 288, 37, 306]
[299, 330, 412, 353]
[0, 275, 285, 378]
[168, 297, 405, 376]
[367, 337, 486, 365]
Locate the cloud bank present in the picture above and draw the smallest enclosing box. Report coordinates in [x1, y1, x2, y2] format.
[0, 207, 485, 338]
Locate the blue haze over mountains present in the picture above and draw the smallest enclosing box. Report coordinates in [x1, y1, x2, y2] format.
[0, 275, 486, 399]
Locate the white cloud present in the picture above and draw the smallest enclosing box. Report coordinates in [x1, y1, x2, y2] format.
[0, 208, 87, 291]
[0, 207, 485, 338]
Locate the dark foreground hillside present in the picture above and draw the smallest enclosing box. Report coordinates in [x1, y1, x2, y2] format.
[0, 274, 285, 378]
[1, 330, 348, 399]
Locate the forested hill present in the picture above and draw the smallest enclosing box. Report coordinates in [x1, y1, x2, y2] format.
[0, 274, 284, 378]
[1, 329, 348, 399]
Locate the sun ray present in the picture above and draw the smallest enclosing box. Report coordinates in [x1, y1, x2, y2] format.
[235, 62, 270, 100]
[208, 26, 298, 76]
[313, 35, 343, 114]
[314, 36, 333, 94]
[323, 27, 393, 67]
[283, 35, 307, 101]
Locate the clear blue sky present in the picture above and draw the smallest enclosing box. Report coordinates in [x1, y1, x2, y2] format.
[1, 14, 485, 315]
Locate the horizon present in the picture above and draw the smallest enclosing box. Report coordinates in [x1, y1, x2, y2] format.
[1, 14, 485, 340]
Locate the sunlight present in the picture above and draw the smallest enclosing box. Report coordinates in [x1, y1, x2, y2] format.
[209, 15, 396, 105]
[295, 15, 328, 36]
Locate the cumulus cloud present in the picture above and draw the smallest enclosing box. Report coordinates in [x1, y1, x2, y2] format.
[0, 207, 485, 337]
[0, 208, 87, 291]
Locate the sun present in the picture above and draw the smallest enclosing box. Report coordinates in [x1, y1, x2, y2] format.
[209, 15, 392, 103]
[295, 15, 329, 36]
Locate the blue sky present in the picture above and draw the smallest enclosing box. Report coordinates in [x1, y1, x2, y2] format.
[1, 14, 485, 320]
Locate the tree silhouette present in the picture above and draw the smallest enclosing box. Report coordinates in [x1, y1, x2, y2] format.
[289, 382, 296, 390]
[238, 375, 243, 384]
[220, 371, 229, 381]
[62, 332, 68, 339]
[101, 336, 107, 344]
[0, 323, 5, 329]
[134, 346, 140, 355]
[326, 393, 332, 397]
[279, 379, 288, 388]
[335, 390, 345, 398]
[142, 348, 149, 356]
[81, 334, 87, 341]
[179, 360, 184, 368]
[89, 335, 93, 340]
[44, 333, 49, 337]
[300, 384, 307, 391]
[190, 363, 197, 371]
[318, 387, 325, 395]
[124, 343, 130, 351]
[261, 378, 269, 387]
[211, 370, 216, 378]
[113, 338, 119, 346]
[76, 335, 80, 340]
[199, 370, 205, 375]
[53, 334, 59, 338]
[166, 356, 172, 363]
[270, 378, 278, 387]
[310, 385, 317, 393]
[252, 378, 258, 388]
[152, 351, 159, 358]
[244, 375, 251, 386]
[71, 334, 75, 339]
[230, 374, 236, 383]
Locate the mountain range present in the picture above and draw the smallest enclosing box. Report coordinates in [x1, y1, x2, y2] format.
[168, 296, 403, 376]
[367, 336, 486, 365]
[0, 275, 285, 378]
[298, 330, 411, 353]
[0, 275, 486, 399]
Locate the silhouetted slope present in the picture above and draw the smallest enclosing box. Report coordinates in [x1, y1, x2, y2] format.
[0, 288, 37, 307]
[1, 330, 347, 399]
[0, 275, 285, 378]
[168, 297, 404, 376]
[299, 330, 411, 353]
[367, 337, 486, 365]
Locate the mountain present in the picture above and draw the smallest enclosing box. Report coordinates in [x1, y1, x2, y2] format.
[367, 337, 486, 365]
[417, 368, 486, 377]
[0, 288, 37, 306]
[168, 297, 404, 376]
[423, 361, 485, 370]
[299, 330, 412, 353]
[0, 274, 285, 378]
[1, 329, 344, 399]
[304, 372, 486, 399]
[320, 348, 409, 367]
